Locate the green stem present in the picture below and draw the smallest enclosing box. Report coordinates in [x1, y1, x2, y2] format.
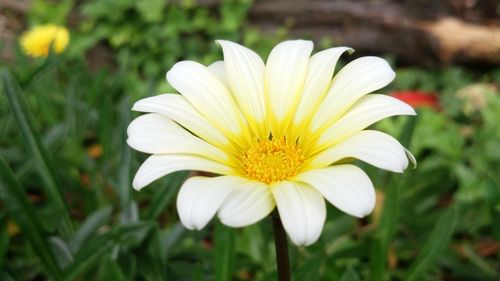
[272, 212, 291, 281]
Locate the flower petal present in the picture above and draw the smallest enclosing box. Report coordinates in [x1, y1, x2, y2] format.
[313, 94, 416, 152]
[166, 61, 246, 138]
[271, 181, 326, 246]
[176, 176, 247, 230]
[217, 40, 267, 138]
[295, 165, 375, 218]
[291, 47, 353, 138]
[309, 130, 409, 173]
[132, 154, 232, 190]
[311, 56, 396, 132]
[127, 113, 229, 162]
[265, 40, 313, 137]
[132, 94, 229, 148]
[218, 181, 275, 227]
[207, 61, 229, 86]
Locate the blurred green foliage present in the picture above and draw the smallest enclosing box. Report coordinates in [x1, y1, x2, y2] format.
[27, 0, 285, 98]
[1, 0, 499, 280]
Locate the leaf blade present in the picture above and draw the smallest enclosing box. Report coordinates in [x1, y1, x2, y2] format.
[0, 156, 63, 280]
[1, 69, 73, 237]
[215, 222, 235, 281]
[404, 206, 459, 281]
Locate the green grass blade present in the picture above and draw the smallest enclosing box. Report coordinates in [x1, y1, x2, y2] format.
[370, 180, 401, 281]
[0, 216, 9, 271]
[161, 223, 186, 257]
[370, 116, 418, 281]
[0, 156, 63, 280]
[1, 69, 73, 237]
[399, 116, 418, 148]
[117, 97, 132, 207]
[98, 257, 126, 281]
[293, 253, 323, 281]
[404, 206, 458, 281]
[69, 206, 113, 253]
[63, 222, 156, 281]
[49, 236, 74, 269]
[485, 179, 500, 240]
[142, 172, 187, 220]
[340, 266, 361, 281]
[215, 222, 235, 281]
[62, 232, 115, 281]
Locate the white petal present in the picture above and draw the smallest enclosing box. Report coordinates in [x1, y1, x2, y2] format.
[207, 61, 229, 86]
[218, 181, 275, 227]
[127, 113, 228, 162]
[265, 40, 313, 137]
[217, 40, 267, 137]
[132, 154, 232, 190]
[177, 176, 246, 230]
[310, 130, 409, 173]
[166, 61, 244, 137]
[271, 181, 326, 246]
[295, 165, 375, 218]
[311, 56, 396, 132]
[314, 94, 416, 151]
[132, 94, 229, 148]
[293, 47, 353, 129]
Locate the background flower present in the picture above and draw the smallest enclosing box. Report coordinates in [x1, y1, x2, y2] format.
[20, 24, 69, 58]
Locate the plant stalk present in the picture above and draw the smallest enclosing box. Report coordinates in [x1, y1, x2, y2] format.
[272, 212, 291, 281]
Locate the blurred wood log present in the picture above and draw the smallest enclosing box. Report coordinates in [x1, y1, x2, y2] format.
[249, 0, 500, 65]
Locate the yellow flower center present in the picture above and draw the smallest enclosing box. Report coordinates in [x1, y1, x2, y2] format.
[241, 138, 305, 184]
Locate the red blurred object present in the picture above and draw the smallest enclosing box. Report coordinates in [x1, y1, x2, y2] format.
[389, 90, 441, 111]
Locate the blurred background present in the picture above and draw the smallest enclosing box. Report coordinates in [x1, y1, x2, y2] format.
[0, 0, 499, 280]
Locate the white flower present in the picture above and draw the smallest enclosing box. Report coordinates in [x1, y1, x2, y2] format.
[128, 40, 416, 245]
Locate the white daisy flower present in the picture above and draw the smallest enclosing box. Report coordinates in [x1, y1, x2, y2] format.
[127, 40, 416, 246]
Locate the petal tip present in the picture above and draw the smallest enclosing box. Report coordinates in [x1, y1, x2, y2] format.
[132, 179, 144, 191]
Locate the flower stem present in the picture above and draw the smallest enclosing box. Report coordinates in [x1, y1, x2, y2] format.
[272, 212, 291, 281]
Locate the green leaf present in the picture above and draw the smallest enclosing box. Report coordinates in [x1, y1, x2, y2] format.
[341, 265, 361, 281]
[0, 156, 63, 280]
[49, 236, 74, 268]
[485, 179, 500, 240]
[134, 0, 165, 23]
[142, 172, 187, 220]
[116, 98, 132, 207]
[193, 261, 206, 281]
[399, 115, 418, 148]
[69, 206, 113, 253]
[0, 216, 9, 271]
[370, 116, 418, 281]
[215, 222, 235, 281]
[293, 253, 323, 281]
[461, 243, 497, 278]
[404, 206, 459, 281]
[98, 257, 126, 281]
[1, 69, 73, 238]
[370, 180, 401, 281]
[62, 222, 154, 281]
[161, 223, 186, 257]
[62, 232, 115, 281]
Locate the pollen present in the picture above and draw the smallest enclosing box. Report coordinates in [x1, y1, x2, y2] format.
[241, 138, 305, 184]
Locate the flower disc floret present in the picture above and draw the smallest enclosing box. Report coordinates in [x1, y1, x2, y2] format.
[241, 138, 305, 184]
